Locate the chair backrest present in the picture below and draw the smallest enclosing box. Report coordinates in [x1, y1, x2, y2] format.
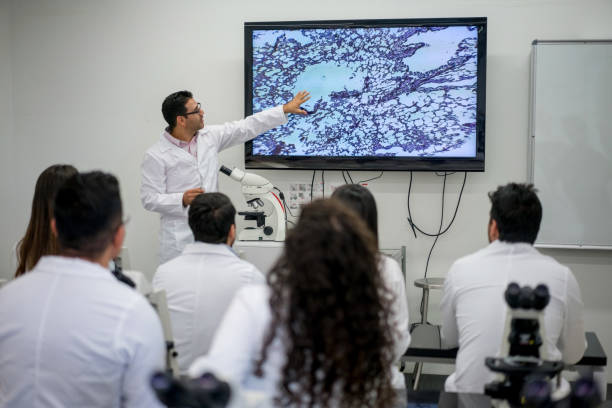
[115, 246, 131, 270]
[147, 290, 180, 376]
[123, 270, 152, 295]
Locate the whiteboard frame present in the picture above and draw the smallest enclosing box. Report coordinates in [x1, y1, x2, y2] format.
[528, 39, 612, 250]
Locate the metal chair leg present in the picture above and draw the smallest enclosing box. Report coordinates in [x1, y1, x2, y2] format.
[412, 361, 423, 390]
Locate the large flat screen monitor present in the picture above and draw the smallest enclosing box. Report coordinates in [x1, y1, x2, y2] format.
[244, 17, 487, 171]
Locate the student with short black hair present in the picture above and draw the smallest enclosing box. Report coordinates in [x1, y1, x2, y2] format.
[440, 182, 585, 394]
[153, 192, 264, 374]
[0, 171, 165, 408]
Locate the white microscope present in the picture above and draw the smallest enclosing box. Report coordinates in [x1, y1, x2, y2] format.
[219, 166, 286, 242]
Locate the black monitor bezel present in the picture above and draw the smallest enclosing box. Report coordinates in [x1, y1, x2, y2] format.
[244, 17, 487, 172]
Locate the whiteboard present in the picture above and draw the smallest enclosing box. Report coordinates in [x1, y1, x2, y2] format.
[528, 40, 612, 249]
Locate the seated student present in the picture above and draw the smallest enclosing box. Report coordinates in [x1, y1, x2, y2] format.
[190, 199, 408, 408]
[0, 171, 165, 408]
[331, 184, 410, 388]
[14, 164, 78, 277]
[153, 192, 264, 374]
[440, 183, 585, 394]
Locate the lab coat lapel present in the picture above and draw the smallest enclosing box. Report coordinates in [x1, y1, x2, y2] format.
[159, 134, 197, 163]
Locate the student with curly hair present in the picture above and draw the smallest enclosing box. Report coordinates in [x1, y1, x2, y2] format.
[190, 199, 408, 407]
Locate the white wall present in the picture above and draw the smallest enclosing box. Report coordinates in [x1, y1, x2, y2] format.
[0, 0, 16, 274]
[1, 0, 611, 379]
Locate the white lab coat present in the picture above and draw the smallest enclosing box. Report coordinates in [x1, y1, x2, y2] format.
[0, 256, 165, 408]
[189, 257, 411, 396]
[141, 106, 288, 264]
[152, 242, 264, 374]
[440, 240, 586, 394]
[379, 255, 411, 388]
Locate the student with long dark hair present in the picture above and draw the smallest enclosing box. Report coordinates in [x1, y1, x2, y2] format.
[190, 199, 407, 407]
[331, 184, 410, 388]
[15, 164, 78, 277]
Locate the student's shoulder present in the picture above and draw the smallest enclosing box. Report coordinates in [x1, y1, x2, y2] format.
[379, 254, 403, 276]
[234, 284, 270, 307]
[532, 250, 575, 281]
[143, 137, 173, 162]
[233, 256, 262, 273]
[449, 247, 487, 269]
[119, 288, 161, 329]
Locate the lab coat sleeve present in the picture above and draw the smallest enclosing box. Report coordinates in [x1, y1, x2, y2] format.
[558, 270, 586, 364]
[116, 297, 166, 408]
[440, 266, 459, 348]
[383, 258, 411, 360]
[188, 288, 260, 383]
[140, 152, 188, 217]
[207, 105, 288, 152]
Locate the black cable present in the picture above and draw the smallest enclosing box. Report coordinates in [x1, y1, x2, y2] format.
[272, 187, 290, 230]
[406, 172, 467, 237]
[341, 170, 349, 184]
[322, 170, 325, 198]
[274, 187, 295, 218]
[406, 172, 418, 238]
[357, 171, 384, 184]
[419, 172, 446, 323]
[346, 170, 354, 184]
[425, 173, 446, 279]
[310, 170, 316, 202]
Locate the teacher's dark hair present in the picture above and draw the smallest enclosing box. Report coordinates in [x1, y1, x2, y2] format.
[162, 90, 192, 132]
[255, 199, 395, 408]
[488, 182, 542, 244]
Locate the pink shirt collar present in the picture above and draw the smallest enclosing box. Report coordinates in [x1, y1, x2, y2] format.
[164, 130, 198, 158]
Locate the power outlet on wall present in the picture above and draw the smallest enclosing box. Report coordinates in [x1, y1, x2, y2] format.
[286, 183, 343, 210]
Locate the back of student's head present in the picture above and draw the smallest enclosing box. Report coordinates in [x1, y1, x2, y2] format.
[188, 193, 236, 244]
[257, 199, 395, 408]
[488, 183, 542, 244]
[162, 90, 192, 131]
[53, 171, 123, 258]
[331, 183, 379, 246]
[16, 164, 78, 277]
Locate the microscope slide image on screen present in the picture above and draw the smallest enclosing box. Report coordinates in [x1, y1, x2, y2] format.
[251, 25, 479, 158]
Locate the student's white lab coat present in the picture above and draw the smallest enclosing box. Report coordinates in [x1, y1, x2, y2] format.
[440, 240, 585, 394]
[141, 106, 288, 264]
[152, 242, 264, 374]
[0, 256, 165, 408]
[189, 257, 411, 395]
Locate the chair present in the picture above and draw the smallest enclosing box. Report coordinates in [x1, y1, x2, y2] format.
[410, 277, 445, 390]
[147, 290, 180, 376]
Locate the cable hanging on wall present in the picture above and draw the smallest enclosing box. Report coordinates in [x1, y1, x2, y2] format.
[406, 171, 468, 323]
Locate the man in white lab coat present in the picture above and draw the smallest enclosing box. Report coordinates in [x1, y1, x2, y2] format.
[0, 171, 165, 408]
[440, 183, 585, 394]
[141, 90, 310, 264]
[153, 192, 264, 374]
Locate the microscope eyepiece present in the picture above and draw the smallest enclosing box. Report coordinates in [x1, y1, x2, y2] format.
[219, 166, 233, 176]
[505, 282, 521, 309]
[532, 284, 550, 311]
